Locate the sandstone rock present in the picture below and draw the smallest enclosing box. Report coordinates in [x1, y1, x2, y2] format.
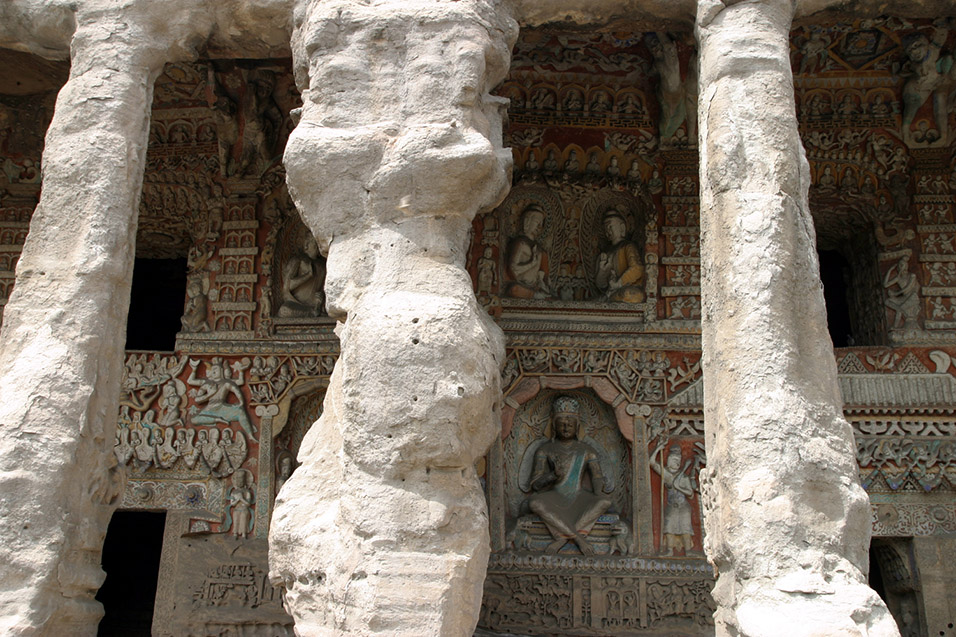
[268, 1, 516, 634]
[0, 4, 213, 633]
[695, 1, 899, 635]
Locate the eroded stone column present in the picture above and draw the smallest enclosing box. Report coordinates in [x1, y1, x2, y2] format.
[268, 1, 516, 634]
[0, 8, 207, 635]
[695, 1, 898, 635]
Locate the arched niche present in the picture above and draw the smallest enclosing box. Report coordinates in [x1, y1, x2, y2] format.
[498, 375, 644, 555]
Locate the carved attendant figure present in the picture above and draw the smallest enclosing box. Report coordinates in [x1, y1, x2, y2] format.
[225, 469, 255, 539]
[884, 255, 921, 329]
[181, 275, 210, 333]
[476, 247, 496, 294]
[899, 26, 954, 144]
[505, 204, 551, 299]
[276, 454, 294, 494]
[595, 209, 645, 303]
[527, 396, 613, 555]
[647, 32, 697, 142]
[651, 442, 697, 556]
[278, 235, 326, 318]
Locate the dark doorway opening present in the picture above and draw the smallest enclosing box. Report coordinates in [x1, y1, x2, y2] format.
[870, 538, 925, 636]
[818, 249, 854, 347]
[868, 544, 887, 602]
[96, 510, 166, 636]
[125, 258, 187, 351]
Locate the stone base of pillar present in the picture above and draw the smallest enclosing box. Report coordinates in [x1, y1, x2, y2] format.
[713, 576, 899, 637]
[270, 288, 505, 636]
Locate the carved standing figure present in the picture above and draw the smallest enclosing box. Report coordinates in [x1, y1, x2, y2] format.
[237, 70, 283, 177]
[224, 469, 255, 539]
[181, 275, 210, 333]
[476, 247, 496, 294]
[884, 255, 921, 329]
[526, 396, 613, 555]
[647, 32, 697, 143]
[651, 441, 697, 556]
[505, 204, 551, 299]
[595, 209, 645, 303]
[898, 25, 954, 144]
[276, 453, 294, 495]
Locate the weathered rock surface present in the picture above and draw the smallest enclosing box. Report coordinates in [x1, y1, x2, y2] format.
[3, 0, 954, 62]
[268, 1, 515, 634]
[695, 1, 899, 635]
[0, 4, 212, 634]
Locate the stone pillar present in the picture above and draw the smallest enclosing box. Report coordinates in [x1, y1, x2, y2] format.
[268, 1, 516, 634]
[0, 8, 207, 635]
[695, 1, 899, 635]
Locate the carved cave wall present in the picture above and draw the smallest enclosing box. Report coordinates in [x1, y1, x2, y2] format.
[2, 17, 956, 637]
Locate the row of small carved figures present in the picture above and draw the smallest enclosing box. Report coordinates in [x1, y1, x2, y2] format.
[504, 87, 648, 117]
[481, 577, 714, 628]
[516, 154, 661, 191]
[800, 93, 900, 120]
[114, 423, 247, 477]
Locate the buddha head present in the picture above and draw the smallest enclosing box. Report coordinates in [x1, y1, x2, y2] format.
[551, 395, 581, 441]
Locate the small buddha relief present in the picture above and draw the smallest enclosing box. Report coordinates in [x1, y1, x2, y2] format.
[579, 193, 648, 305]
[500, 188, 564, 301]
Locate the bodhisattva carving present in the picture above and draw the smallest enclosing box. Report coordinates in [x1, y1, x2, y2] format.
[182, 273, 211, 333]
[275, 452, 294, 495]
[188, 357, 256, 439]
[476, 247, 496, 295]
[647, 32, 697, 145]
[526, 396, 613, 555]
[223, 469, 256, 539]
[506, 203, 551, 299]
[897, 25, 954, 146]
[277, 234, 325, 318]
[884, 254, 920, 329]
[595, 209, 645, 303]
